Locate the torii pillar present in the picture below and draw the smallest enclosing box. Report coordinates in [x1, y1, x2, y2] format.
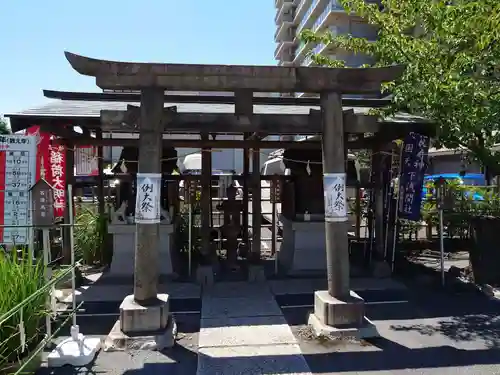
[119, 88, 174, 339]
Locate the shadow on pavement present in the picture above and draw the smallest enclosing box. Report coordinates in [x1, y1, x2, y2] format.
[390, 312, 500, 349]
[304, 338, 500, 373]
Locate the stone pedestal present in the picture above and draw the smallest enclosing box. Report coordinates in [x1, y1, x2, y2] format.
[102, 294, 176, 351]
[278, 215, 350, 275]
[120, 294, 170, 334]
[108, 224, 174, 276]
[308, 290, 378, 338]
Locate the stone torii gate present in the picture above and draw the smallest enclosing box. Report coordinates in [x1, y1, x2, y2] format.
[64, 51, 403, 338]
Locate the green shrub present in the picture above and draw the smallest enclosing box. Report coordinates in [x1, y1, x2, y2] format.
[74, 207, 109, 266]
[0, 248, 46, 367]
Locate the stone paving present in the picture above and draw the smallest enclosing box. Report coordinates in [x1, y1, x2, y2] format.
[44, 275, 500, 374]
[196, 282, 312, 375]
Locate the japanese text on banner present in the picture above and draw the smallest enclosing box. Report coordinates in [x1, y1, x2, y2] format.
[50, 144, 66, 217]
[398, 132, 430, 221]
[135, 173, 162, 224]
[323, 173, 347, 222]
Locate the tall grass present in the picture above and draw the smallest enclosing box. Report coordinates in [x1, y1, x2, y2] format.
[0, 249, 46, 368]
[74, 206, 109, 266]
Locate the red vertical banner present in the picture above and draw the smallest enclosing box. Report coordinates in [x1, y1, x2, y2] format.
[26, 126, 52, 182]
[49, 141, 66, 218]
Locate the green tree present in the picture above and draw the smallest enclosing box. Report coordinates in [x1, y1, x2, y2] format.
[301, 0, 500, 175]
[0, 117, 11, 135]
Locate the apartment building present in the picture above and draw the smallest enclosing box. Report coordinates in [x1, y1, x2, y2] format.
[274, 0, 378, 96]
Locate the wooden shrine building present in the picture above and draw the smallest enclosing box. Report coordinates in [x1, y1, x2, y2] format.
[6, 52, 435, 335]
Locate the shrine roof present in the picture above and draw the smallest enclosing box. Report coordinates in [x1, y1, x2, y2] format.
[6, 98, 427, 133]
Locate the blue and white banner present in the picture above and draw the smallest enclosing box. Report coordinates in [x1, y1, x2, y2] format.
[398, 132, 430, 221]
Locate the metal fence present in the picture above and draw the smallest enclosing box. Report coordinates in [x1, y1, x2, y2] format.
[0, 185, 84, 374]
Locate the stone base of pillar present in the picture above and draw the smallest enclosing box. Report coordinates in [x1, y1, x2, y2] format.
[196, 265, 215, 287]
[248, 265, 266, 282]
[308, 290, 379, 339]
[103, 316, 177, 352]
[119, 294, 170, 334]
[100, 294, 177, 352]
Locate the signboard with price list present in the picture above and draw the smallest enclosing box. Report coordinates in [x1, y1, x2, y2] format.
[0, 135, 37, 244]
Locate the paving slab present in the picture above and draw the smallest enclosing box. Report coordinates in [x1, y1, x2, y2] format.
[199, 315, 298, 347]
[197, 281, 312, 375]
[269, 277, 407, 296]
[203, 281, 271, 298]
[202, 296, 282, 319]
[198, 344, 311, 375]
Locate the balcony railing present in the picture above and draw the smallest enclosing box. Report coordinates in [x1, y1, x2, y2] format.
[297, 0, 320, 33]
[312, 42, 326, 54]
[294, 0, 313, 25]
[275, 2, 295, 24]
[312, 0, 344, 32]
[302, 55, 313, 66]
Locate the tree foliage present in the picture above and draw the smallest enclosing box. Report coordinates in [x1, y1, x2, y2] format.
[301, 0, 500, 173]
[0, 117, 10, 135]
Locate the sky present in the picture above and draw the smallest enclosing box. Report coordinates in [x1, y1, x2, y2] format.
[0, 0, 277, 115]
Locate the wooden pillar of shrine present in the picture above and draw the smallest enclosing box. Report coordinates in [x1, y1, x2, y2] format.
[242, 133, 250, 247]
[96, 129, 105, 217]
[200, 133, 212, 264]
[251, 146, 261, 263]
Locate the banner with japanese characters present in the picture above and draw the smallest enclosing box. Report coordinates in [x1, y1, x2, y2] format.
[25, 126, 52, 182]
[75, 146, 98, 176]
[0, 135, 37, 244]
[135, 173, 162, 224]
[398, 132, 430, 221]
[323, 172, 348, 222]
[49, 142, 66, 218]
[25, 128, 66, 218]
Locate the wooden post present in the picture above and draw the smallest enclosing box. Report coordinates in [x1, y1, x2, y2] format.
[271, 176, 278, 274]
[95, 129, 106, 264]
[251, 147, 261, 263]
[200, 133, 211, 264]
[355, 185, 361, 238]
[242, 136, 250, 246]
[62, 140, 74, 264]
[373, 147, 385, 260]
[320, 92, 350, 298]
[31, 179, 55, 342]
[236, 90, 261, 263]
[134, 88, 164, 303]
[96, 129, 105, 217]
